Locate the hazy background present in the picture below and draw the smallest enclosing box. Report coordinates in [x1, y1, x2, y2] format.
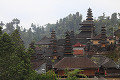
[0, 0, 120, 29]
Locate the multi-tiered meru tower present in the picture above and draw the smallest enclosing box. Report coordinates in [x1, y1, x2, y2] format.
[77, 8, 95, 39]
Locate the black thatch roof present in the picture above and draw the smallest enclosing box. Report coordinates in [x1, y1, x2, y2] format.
[57, 39, 65, 46]
[31, 60, 45, 70]
[41, 48, 53, 56]
[58, 39, 89, 46]
[80, 20, 94, 26]
[35, 36, 50, 45]
[76, 31, 92, 39]
[91, 55, 117, 68]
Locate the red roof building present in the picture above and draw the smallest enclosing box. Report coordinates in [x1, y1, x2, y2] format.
[73, 42, 85, 47]
[73, 42, 85, 55]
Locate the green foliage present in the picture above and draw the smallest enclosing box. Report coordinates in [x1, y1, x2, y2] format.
[94, 13, 119, 36]
[0, 33, 15, 80]
[29, 40, 36, 50]
[65, 69, 87, 80]
[11, 29, 23, 45]
[106, 46, 120, 62]
[45, 12, 82, 39]
[91, 57, 100, 64]
[11, 30, 33, 80]
[51, 59, 55, 63]
[0, 26, 2, 35]
[2, 12, 120, 48]
[4, 22, 14, 34]
[30, 70, 58, 80]
[0, 30, 33, 80]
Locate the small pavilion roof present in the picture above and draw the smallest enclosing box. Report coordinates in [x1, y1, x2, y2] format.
[73, 42, 85, 47]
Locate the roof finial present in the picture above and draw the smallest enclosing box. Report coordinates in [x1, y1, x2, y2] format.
[86, 8, 93, 21]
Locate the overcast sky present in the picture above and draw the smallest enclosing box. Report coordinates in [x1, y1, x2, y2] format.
[0, 0, 120, 29]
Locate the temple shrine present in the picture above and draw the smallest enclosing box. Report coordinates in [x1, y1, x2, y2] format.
[30, 8, 120, 78]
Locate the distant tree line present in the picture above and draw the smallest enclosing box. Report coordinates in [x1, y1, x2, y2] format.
[0, 12, 120, 48]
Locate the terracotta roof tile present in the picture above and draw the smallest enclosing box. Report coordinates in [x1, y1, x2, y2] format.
[54, 57, 98, 69]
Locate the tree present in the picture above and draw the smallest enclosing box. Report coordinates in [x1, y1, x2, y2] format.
[11, 29, 23, 45]
[5, 22, 14, 34]
[12, 18, 20, 29]
[65, 69, 87, 80]
[0, 21, 5, 27]
[0, 33, 15, 80]
[29, 40, 35, 50]
[111, 13, 118, 26]
[30, 70, 58, 80]
[0, 26, 2, 36]
[10, 29, 33, 80]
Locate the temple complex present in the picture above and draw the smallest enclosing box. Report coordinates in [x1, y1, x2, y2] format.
[31, 8, 120, 78]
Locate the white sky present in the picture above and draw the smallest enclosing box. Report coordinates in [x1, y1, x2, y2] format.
[0, 0, 120, 29]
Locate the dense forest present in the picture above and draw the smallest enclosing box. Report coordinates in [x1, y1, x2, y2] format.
[0, 12, 120, 80]
[0, 12, 120, 48]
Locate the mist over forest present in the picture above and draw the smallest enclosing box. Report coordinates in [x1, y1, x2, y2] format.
[0, 12, 120, 47]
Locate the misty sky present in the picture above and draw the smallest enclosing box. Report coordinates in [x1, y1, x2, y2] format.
[0, 0, 120, 29]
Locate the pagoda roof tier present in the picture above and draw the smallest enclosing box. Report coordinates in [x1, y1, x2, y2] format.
[64, 48, 72, 51]
[80, 20, 94, 26]
[51, 30, 55, 32]
[101, 29, 106, 31]
[65, 37, 70, 41]
[80, 26, 94, 31]
[101, 35, 107, 37]
[64, 45, 72, 47]
[64, 44, 72, 47]
[99, 40, 109, 44]
[57, 39, 89, 46]
[76, 31, 92, 39]
[64, 52, 73, 54]
[86, 17, 93, 21]
[101, 32, 106, 34]
[51, 33, 55, 34]
[52, 52, 64, 56]
[101, 36, 107, 38]
[86, 8, 94, 21]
